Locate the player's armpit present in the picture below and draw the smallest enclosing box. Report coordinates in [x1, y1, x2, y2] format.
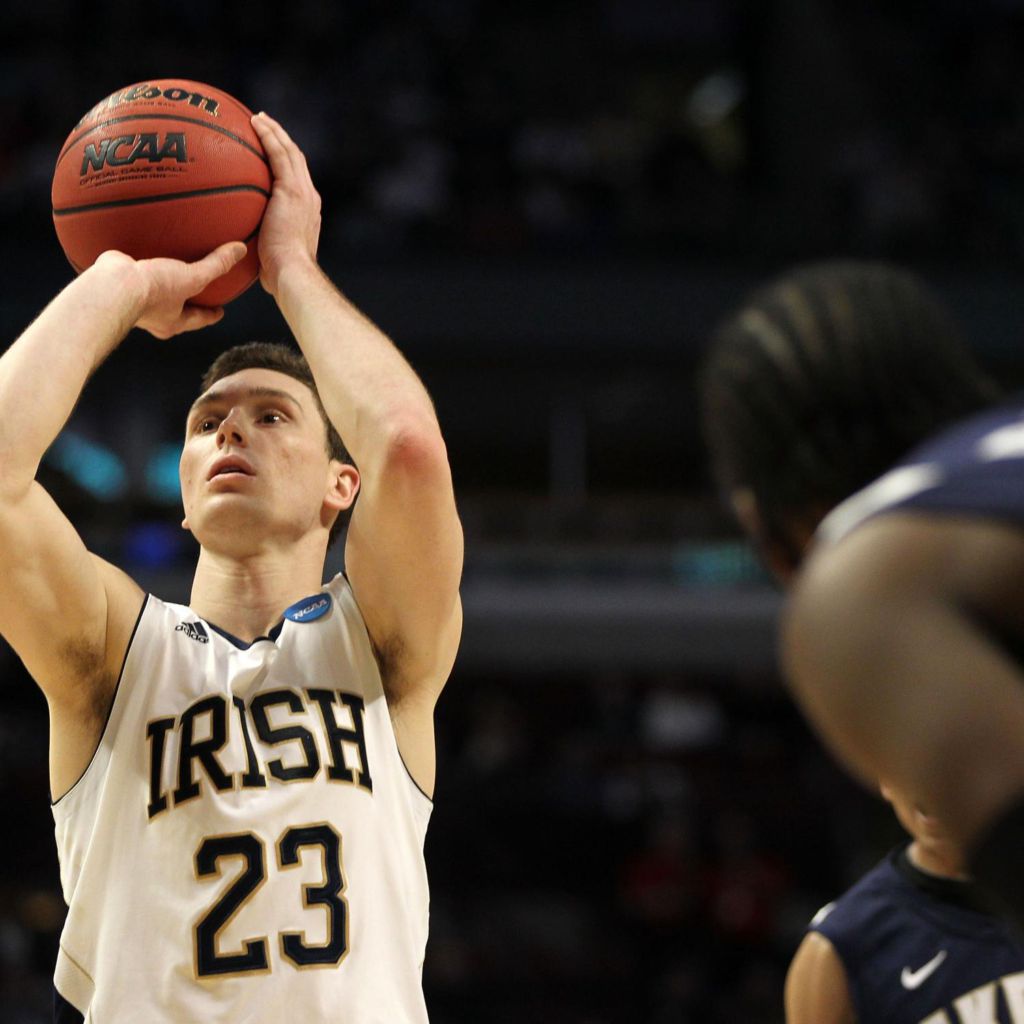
[785, 932, 856, 1024]
[783, 514, 1024, 849]
[0, 481, 143, 794]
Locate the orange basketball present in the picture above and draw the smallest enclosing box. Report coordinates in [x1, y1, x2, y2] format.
[52, 80, 271, 307]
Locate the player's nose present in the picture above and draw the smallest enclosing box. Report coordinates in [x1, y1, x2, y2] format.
[216, 407, 247, 446]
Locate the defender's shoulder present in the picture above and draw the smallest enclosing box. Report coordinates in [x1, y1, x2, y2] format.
[810, 856, 905, 946]
[819, 399, 1024, 547]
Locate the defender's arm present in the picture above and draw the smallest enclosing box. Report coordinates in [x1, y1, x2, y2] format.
[783, 514, 1024, 852]
[785, 931, 856, 1024]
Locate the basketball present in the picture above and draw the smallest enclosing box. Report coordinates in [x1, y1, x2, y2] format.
[51, 80, 271, 307]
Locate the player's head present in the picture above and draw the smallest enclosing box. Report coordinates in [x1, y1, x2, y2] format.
[180, 342, 358, 553]
[700, 261, 999, 580]
[880, 781, 968, 877]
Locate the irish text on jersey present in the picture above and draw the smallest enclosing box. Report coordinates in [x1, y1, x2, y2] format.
[145, 687, 373, 819]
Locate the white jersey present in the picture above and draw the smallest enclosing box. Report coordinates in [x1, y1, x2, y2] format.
[52, 574, 432, 1023]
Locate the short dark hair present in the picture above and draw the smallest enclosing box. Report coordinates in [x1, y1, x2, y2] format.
[700, 261, 1000, 557]
[200, 342, 355, 547]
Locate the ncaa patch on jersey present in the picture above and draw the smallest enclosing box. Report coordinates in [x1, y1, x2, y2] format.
[284, 592, 332, 623]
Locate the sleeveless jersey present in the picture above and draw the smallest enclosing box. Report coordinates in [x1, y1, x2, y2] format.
[810, 845, 1024, 1024]
[818, 398, 1024, 546]
[51, 573, 433, 1023]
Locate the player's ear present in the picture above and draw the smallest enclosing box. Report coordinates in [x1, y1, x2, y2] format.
[913, 804, 941, 836]
[730, 489, 761, 539]
[731, 488, 804, 584]
[324, 460, 359, 513]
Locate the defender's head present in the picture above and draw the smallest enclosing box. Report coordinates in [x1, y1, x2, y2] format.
[700, 261, 999, 581]
[880, 782, 968, 877]
[180, 342, 358, 554]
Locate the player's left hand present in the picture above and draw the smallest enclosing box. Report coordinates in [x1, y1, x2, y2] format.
[250, 112, 321, 298]
[92, 242, 248, 340]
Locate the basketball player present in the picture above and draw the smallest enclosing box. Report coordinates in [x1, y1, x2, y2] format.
[0, 112, 461, 1022]
[786, 784, 1024, 1024]
[701, 261, 1024, 924]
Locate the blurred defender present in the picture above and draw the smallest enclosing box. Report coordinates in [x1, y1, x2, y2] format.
[0, 113, 462, 1022]
[786, 785, 1024, 1023]
[701, 262, 1024, 922]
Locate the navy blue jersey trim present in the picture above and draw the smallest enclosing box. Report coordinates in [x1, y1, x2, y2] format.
[53, 985, 85, 1024]
[204, 619, 284, 650]
[894, 845, 991, 914]
[396, 745, 434, 805]
[51, 593, 150, 807]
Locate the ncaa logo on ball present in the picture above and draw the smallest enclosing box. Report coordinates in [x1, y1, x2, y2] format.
[80, 133, 187, 176]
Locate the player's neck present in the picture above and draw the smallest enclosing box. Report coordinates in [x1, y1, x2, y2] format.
[189, 543, 328, 642]
[907, 839, 970, 882]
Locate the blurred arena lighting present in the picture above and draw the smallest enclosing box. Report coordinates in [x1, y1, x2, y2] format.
[122, 522, 186, 570]
[145, 442, 184, 504]
[46, 431, 128, 501]
[686, 68, 746, 172]
[671, 541, 766, 586]
[686, 70, 745, 130]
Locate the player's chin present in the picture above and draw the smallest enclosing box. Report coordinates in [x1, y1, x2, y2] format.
[189, 505, 267, 555]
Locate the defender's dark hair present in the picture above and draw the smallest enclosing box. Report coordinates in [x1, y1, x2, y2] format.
[700, 261, 1000, 557]
[200, 342, 355, 547]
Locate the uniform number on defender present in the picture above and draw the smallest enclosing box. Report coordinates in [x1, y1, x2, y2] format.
[194, 823, 348, 977]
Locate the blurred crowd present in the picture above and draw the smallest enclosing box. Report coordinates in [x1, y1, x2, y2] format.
[3, 0, 1024, 264]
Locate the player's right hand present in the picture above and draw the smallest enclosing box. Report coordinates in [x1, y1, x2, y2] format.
[249, 112, 321, 298]
[93, 242, 248, 339]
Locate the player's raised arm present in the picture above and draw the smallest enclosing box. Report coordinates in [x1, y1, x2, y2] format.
[783, 515, 1024, 854]
[0, 242, 246, 796]
[251, 113, 463, 794]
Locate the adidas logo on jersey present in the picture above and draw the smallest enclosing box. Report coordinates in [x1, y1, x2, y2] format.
[175, 621, 210, 644]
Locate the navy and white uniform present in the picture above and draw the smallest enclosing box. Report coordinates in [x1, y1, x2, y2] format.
[51, 573, 432, 1023]
[812, 398, 1024, 1022]
[810, 845, 1024, 1024]
[819, 399, 1024, 545]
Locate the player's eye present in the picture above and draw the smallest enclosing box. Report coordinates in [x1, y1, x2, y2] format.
[261, 411, 283, 424]
[197, 418, 218, 433]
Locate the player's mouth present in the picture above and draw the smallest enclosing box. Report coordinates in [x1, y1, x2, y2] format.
[207, 455, 256, 481]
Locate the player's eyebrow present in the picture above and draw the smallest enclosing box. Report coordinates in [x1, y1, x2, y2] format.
[188, 385, 305, 419]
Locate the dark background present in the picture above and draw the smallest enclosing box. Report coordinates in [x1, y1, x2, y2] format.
[2, 1, 1024, 1020]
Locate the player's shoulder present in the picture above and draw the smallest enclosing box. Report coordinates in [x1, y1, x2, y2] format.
[810, 851, 905, 944]
[793, 396, 1024, 625]
[111, 590, 216, 661]
[819, 396, 1024, 547]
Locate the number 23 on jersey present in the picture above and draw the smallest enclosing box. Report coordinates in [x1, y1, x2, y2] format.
[194, 822, 348, 978]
